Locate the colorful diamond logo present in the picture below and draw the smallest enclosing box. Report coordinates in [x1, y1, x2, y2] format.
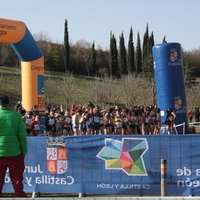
[97, 138, 148, 176]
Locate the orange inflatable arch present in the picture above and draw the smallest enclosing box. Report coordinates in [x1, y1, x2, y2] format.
[0, 18, 45, 131]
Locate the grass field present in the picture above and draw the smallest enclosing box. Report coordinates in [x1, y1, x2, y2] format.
[0, 66, 94, 109]
[0, 65, 199, 135]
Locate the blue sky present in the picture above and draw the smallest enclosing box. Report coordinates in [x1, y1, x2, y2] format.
[1, 0, 200, 51]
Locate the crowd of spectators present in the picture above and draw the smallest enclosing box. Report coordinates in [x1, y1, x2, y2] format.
[15, 101, 178, 136]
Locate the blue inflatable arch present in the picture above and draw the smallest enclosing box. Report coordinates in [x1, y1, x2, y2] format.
[0, 18, 45, 131]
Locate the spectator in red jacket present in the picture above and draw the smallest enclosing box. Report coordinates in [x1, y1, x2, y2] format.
[187, 110, 193, 123]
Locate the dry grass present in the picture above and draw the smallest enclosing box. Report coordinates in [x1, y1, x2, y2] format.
[194, 126, 200, 134]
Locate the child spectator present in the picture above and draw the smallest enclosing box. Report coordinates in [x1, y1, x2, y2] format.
[31, 114, 40, 136]
[22, 111, 34, 136]
[165, 108, 176, 134]
[63, 109, 73, 136]
[44, 110, 56, 136]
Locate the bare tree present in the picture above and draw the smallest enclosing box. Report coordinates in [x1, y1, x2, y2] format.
[186, 83, 200, 109]
[56, 73, 77, 109]
[119, 73, 153, 107]
[119, 74, 140, 107]
[87, 77, 107, 107]
[103, 76, 120, 107]
[44, 75, 57, 106]
[139, 78, 153, 106]
[87, 76, 119, 109]
[0, 43, 19, 67]
[0, 45, 11, 66]
[33, 32, 52, 43]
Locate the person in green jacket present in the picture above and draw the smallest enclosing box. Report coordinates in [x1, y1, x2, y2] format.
[0, 94, 27, 197]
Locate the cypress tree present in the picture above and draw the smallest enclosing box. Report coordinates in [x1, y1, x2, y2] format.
[142, 23, 149, 62]
[113, 35, 118, 77]
[86, 42, 97, 76]
[162, 36, 167, 43]
[136, 32, 142, 75]
[142, 32, 154, 78]
[141, 25, 155, 78]
[64, 19, 70, 72]
[127, 27, 135, 73]
[91, 42, 97, 75]
[109, 33, 118, 77]
[86, 53, 92, 76]
[119, 32, 127, 76]
[148, 32, 155, 52]
[109, 32, 113, 76]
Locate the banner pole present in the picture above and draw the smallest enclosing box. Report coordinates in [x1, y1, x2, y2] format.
[161, 159, 167, 196]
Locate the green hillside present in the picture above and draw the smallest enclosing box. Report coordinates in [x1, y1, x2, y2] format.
[1, 67, 83, 109]
[0, 66, 105, 110]
[1, 66, 198, 113]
